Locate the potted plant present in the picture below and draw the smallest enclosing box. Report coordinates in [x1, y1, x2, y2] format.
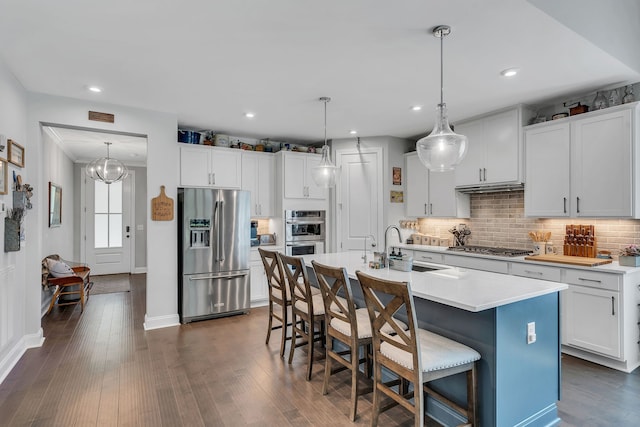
[618, 244, 640, 267]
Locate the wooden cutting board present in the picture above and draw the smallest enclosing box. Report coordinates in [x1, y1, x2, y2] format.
[151, 185, 174, 221]
[524, 254, 612, 266]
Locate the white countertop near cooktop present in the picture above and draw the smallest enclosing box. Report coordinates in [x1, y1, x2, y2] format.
[302, 251, 567, 313]
[394, 243, 640, 274]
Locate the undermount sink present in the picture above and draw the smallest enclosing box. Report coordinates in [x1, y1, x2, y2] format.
[411, 264, 441, 273]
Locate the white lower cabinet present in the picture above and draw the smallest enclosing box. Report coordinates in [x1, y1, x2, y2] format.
[250, 248, 279, 307]
[405, 246, 640, 372]
[562, 285, 621, 358]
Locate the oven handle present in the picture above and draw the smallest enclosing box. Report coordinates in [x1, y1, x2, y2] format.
[286, 242, 320, 247]
[286, 220, 325, 225]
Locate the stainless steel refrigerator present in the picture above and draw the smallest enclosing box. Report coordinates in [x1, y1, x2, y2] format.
[178, 188, 250, 323]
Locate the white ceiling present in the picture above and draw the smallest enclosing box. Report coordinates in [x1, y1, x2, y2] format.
[1, 0, 639, 161]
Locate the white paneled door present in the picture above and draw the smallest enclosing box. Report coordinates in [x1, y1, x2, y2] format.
[82, 171, 133, 275]
[336, 148, 383, 254]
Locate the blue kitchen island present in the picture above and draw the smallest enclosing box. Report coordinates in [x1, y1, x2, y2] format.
[303, 252, 567, 427]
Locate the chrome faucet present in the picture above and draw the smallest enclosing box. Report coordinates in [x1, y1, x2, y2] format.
[384, 225, 402, 257]
[362, 234, 376, 263]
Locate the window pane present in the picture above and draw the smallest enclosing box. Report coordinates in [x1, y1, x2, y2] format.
[95, 214, 109, 248]
[109, 214, 122, 247]
[94, 181, 109, 213]
[110, 181, 123, 213]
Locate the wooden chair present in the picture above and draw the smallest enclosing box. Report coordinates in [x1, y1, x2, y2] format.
[356, 270, 480, 427]
[42, 255, 92, 314]
[259, 248, 294, 358]
[279, 253, 327, 381]
[312, 260, 400, 421]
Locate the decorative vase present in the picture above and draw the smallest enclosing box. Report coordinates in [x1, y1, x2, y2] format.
[593, 91, 608, 110]
[608, 89, 621, 107]
[618, 255, 640, 267]
[622, 85, 635, 104]
[4, 218, 20, 252]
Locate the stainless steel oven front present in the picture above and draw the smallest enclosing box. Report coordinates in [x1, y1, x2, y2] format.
[285, 241, 320, 256]
[285, 210, 326, 242]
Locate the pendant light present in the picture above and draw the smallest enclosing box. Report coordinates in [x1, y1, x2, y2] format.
[85, 142, 129, 184]
[311, 96, 340, 188]
[416, 25, 468, 172]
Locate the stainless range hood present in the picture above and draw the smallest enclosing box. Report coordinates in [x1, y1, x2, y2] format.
[456, 182, 524, 194]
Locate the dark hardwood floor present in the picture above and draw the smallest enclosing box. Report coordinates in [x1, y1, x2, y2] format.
[1, 275, 639, 426]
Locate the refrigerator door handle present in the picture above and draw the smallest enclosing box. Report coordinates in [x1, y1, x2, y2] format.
[189, 272, 249, 281]
[218, 200, 225, 262]
[213, 200, 220, 261]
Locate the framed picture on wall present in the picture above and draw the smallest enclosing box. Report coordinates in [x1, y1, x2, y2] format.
[392, 167, 401, 185]
[49, 182, 62, 227]
[0, 159, 7, 195]
[8, 139, 24, 168]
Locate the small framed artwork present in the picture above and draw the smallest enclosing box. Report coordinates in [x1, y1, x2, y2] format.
[392, 167, 402, 185]
[390, 190, 404, 203]
[49, 182, 62, 228]
[0, 159, 7, 195]
[8, 139, 24, 168]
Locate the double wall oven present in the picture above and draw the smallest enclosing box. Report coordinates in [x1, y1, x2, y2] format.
[285, 210, 325, 256]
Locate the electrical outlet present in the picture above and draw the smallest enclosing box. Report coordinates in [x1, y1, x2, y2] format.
[527, 322, 536, 344]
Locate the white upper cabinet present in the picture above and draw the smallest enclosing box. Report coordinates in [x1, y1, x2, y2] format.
[241, 151, 275, 217]
[571, 108, 633, 217]
[455, 107, 532, 188]
[405, 152, 469, 218]
[180, 145, 241, 189]
[282, 151, 327, 200]
[524, 122, 571, 216]
[525, 102, 639, 217]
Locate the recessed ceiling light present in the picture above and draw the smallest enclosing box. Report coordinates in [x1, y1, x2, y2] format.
[349, 130, 357, 135]
[245, 112, 255, 118]
[411, 105, 422, 111]
[500, 68, 519, 78]
[88, 86, 102, 93]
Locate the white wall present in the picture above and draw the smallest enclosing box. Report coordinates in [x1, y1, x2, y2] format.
[27, 93, 179, 331]
[41, 130, 75, 258]
[0, 59, 38, 384]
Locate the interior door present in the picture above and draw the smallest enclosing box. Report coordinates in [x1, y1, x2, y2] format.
[83, 171, 133, 275]
[336, 149, 382, 254]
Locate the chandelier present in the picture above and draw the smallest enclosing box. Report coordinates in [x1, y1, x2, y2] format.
[85, 142, 129, 184]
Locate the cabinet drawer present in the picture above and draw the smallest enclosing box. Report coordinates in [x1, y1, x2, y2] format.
[511, 263, 561, 282]
[412, 251, 445, 264]
[443, 254, 509, 274]
[564, 269, 621, 291]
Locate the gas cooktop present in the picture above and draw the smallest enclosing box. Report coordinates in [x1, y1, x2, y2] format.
[447, 246, 531, 257]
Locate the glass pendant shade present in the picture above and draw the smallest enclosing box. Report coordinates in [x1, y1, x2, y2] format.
[311, 145, 340, 188]
[417, 25, 467, 172]
[416, 103, 468, 172]
[311, 96, 340, 188]
[85, 142, 129, 184]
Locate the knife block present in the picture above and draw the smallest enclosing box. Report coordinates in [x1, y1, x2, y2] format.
[563, 224, 596, 257]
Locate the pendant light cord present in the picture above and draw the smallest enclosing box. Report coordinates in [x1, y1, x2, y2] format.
[440, 33, 444, 106]
[324, 98, 327, 146]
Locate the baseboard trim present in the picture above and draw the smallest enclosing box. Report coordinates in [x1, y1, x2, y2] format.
[0, 328, 44, 385]
[250, 299, 268, 308]
[143, 313, 180, 330]
[133, 267, 147, 274]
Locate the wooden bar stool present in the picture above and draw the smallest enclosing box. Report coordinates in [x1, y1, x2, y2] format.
[312, 261, 405, 422]
[357, 270, 481, 427]
[258, 248, 293, 358]
[279, 253, 326, 381]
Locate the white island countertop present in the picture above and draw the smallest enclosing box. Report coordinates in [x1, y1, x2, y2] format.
[303, 251, 567, 312]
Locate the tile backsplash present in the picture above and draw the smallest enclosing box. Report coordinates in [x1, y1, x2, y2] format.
[409, 190, 640, 258]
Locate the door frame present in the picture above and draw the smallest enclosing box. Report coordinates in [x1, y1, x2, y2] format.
[80, 168, 136, 274]
[335, 146, 384, 253]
